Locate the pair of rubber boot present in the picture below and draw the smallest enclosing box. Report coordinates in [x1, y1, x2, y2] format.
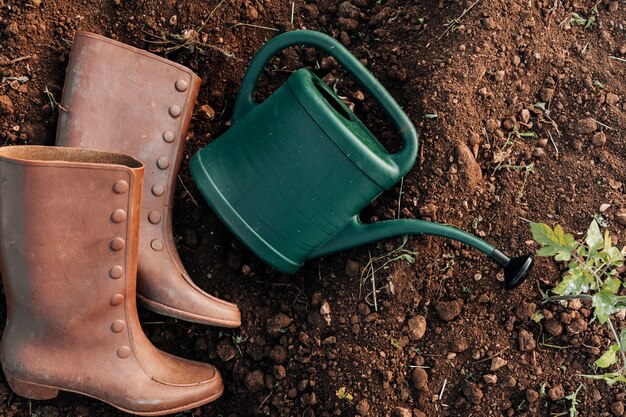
[0, 32, 240, 415]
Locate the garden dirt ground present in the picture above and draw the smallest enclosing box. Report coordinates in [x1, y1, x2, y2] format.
[1, 0, 626, 416]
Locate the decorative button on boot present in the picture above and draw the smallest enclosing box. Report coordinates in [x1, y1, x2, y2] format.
[56, 32, 241, 327]
[0, 146, 224, 415]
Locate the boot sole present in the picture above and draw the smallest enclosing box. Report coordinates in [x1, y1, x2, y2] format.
[137, 294, 241, 328]
[4, 371, 224, 416]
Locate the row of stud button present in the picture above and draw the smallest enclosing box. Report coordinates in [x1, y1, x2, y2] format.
[147, 78, 188, 252]
[112, 179, 130, 359]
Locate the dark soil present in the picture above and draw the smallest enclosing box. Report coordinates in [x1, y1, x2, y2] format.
[1, 0, 626, 416]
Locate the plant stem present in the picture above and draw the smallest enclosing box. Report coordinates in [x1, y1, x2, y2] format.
[607, 318, 626, 373]
[548, 295, 593, 301]
[573, 253, 605, 290]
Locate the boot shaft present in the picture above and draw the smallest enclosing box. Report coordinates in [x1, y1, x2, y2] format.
[0, 146, 225, 415]
[0, 146, 143, 344]
[56, 31, 201, 210]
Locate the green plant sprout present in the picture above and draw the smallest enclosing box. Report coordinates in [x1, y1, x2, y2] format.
[336, 386, 353, 401]
[553, 383, 583, 417]
[531, 310, 544, 323]
[141, 29, 235, 59]
[570, 5, 598, 29]
[360, 236, 418, 311]
[232, 334, 248, 356]
[389, 337, 402, 349]
[531, 220, 626, 385]
[508, 125, 537, 141]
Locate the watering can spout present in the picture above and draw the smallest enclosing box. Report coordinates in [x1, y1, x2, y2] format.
[310, 217, 533, 290]
[489, 250, 535, 290]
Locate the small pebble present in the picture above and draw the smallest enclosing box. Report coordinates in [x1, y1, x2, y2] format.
[392, 406, 412, 417]
[435, 300, 463, 321]
[463, 381, 483, 404]
[0, 95, 14, 114]
[345, 259, 361, 278]
[199, 104, 215, 120]
[518, 329, 536, 351]
[575, 118, 597, 134]
[483, 374, 498, 384]
[450, 337, 469, 353]
[520, 108, 530, 123]
[592, 131, 606, 146]
[407, 315, 427, 341]
[526, 389, 539, 403]
[490, 357, 507, 371]
[548, 384, 565, 401]
[611, 401, 625, 416]
[606, 93, 620, 105]
[244, 370, 265, 392]
[411, 368, 429, 391]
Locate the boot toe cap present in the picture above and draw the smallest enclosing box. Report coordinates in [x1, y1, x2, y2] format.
[138, 263, 241, 327]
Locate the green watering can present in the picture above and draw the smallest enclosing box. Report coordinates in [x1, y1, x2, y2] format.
[190, 30, 533, 289]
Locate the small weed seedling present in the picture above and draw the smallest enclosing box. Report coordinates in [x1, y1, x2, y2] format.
[531, 310, 544, 323]
[232, 334, 248, 356]
[43, 86, 67, 112]
[218, 331, 248, 356]
[569, 5, 598, 29]
[389, 337, 402, 349]
[508, 125, 537, 141]
[335, 386, 353, 401]
[531, 220, 626, 385]
[593, 80, 605, 90]
[141, 29, 235, 60]
[360, 236, 418, 311]
[553, 383, 583, 417]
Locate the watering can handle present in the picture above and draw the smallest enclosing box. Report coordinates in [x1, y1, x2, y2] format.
[232, 30, 419, 176]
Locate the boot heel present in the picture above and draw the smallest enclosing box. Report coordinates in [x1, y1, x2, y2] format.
[5, 374, 59, 400]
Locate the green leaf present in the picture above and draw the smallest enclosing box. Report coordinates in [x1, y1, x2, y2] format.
[593, 80, 605, 89]
[553, 269, 592, 296]
[603, 278, 621, 294]
[424, 113, 438, 119]
[586, 220, 603, 253]
[592, 290, 617, 324]
[565, 384, 583, 417]
[604, 230, 612, 253]
[538, 382, 548, 396]
[531, 311, 544, 323]
[530, 223, 577, 261]
[397, 254, 416, 264]
[582, 372, 626, 385]
[570, 12, 587, 26]
[595, 345, 620, 368]
[389, 337, 401, 349]
[336, 386, 353, 401]
[600, 247, 624, 267]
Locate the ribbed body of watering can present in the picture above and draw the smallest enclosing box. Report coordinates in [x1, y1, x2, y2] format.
[190, 30, 534, 289]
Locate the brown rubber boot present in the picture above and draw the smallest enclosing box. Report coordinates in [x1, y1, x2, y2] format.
[56, 32, 241, 327]
[0, 146, 224, 415]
